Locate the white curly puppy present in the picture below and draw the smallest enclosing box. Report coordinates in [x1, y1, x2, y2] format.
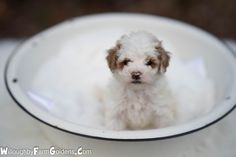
[105, 31, 176, 130]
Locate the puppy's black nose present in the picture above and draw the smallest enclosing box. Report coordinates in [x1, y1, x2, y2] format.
[131, 71, 142, 80]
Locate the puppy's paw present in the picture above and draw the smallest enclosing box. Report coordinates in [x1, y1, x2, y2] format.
[105, 118, 126, 130]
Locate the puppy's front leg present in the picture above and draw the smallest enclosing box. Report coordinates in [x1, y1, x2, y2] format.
[153, 104, 176, 128]
[105, 105, 127, 130]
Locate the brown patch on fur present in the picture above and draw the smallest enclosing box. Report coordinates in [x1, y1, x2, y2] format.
[146, 57, 158, 69]
[155, 45, 170, 73]
[106, 43, 121, 72]
[117, 58, 131, 70]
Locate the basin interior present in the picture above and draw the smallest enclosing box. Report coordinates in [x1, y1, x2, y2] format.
[6, 15, 236, 135]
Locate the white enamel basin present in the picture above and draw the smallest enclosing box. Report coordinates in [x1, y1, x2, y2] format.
[5, 13, 236, 146]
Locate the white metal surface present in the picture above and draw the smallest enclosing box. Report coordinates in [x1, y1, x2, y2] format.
[0, 39, 236, 156]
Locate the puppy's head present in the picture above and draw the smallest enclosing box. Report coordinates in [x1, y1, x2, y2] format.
[106, 31, 170, 85]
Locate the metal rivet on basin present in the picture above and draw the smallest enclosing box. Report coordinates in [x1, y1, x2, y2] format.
[12, 78, 18, 83]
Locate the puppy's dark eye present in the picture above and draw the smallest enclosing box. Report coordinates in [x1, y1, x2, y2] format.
[146, 59, 157, 68]
[123, 59, 131, 66]
[146, 60, 154, 66]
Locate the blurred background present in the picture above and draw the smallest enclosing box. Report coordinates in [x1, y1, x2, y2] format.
[0, 0, 235, 39]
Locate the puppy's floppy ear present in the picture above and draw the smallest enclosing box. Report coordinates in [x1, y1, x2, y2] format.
[106, 42, 121, 72]
[155, 44, 170, 73]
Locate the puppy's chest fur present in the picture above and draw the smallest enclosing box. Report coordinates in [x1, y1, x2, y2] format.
[121, 89, 156, 129]
[106, 77, 175, 130]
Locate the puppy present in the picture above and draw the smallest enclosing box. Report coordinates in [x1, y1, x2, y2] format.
[105, 31, 176, 130]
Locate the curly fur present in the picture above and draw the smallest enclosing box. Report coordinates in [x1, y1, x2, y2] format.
[105, 31, 176, 130]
